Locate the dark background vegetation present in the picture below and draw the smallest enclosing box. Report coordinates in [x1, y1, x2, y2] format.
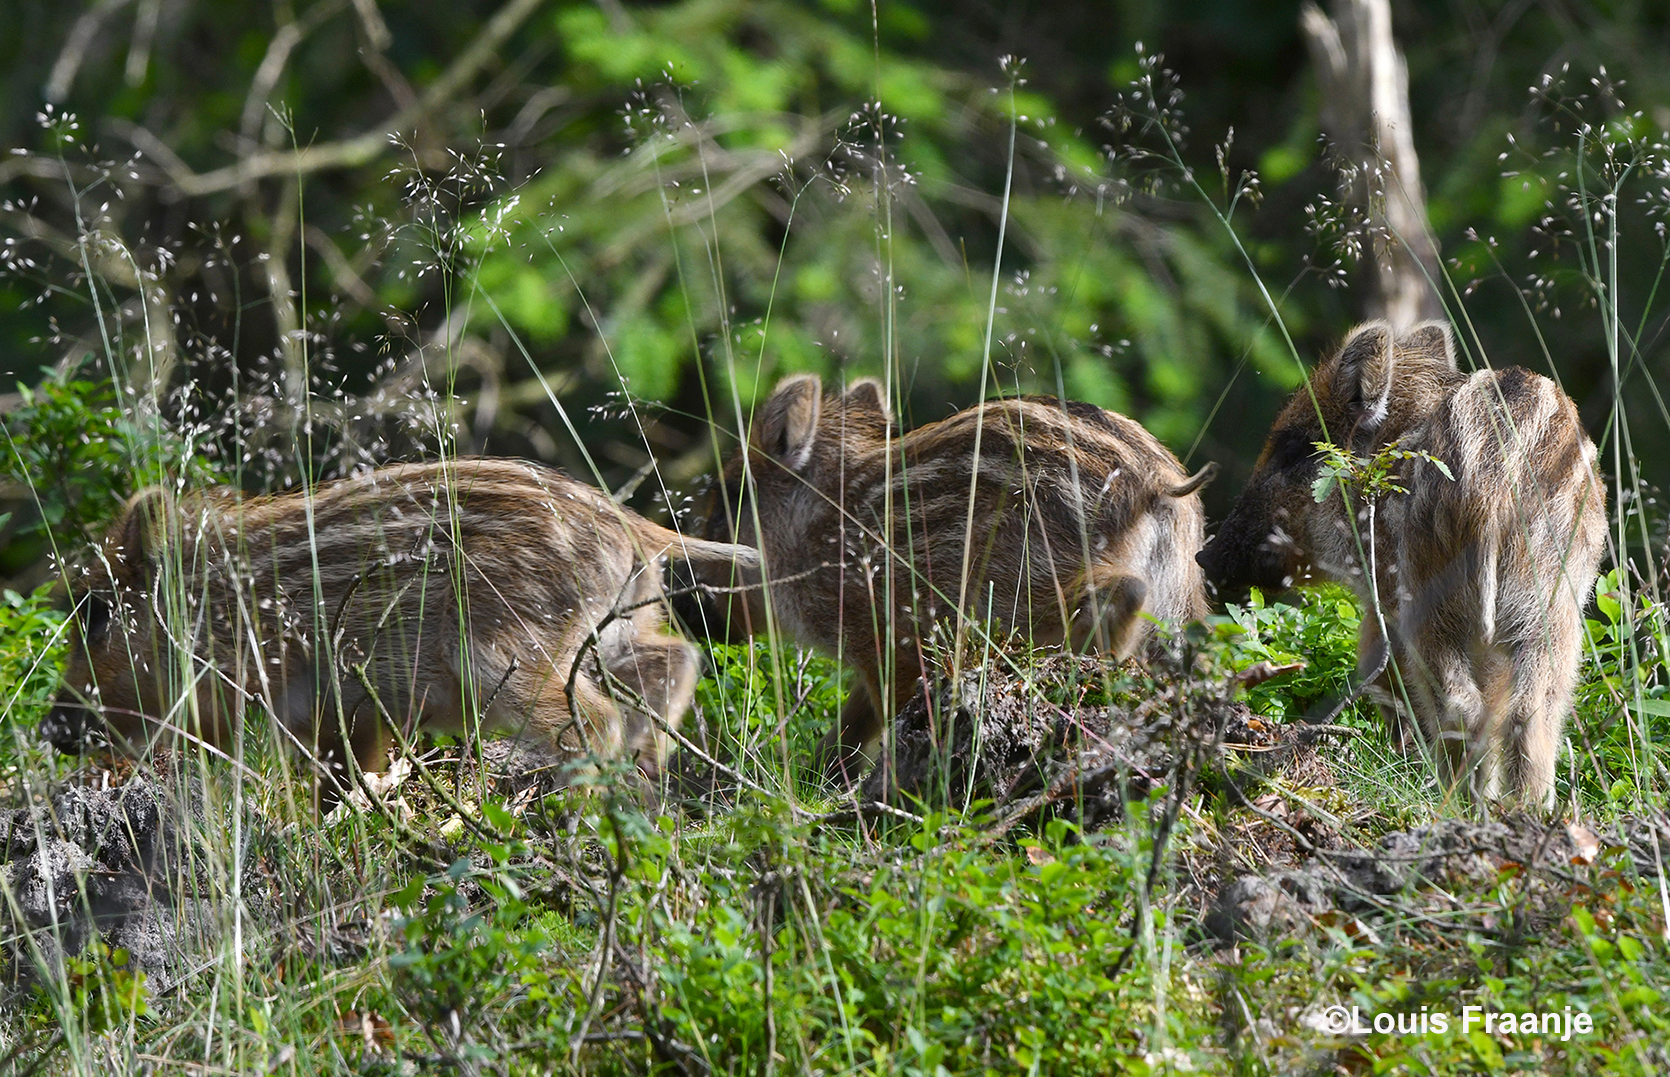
[0, 0, 1666, 567]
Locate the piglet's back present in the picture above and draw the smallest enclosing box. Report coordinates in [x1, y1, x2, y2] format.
[1397, 366, 1605, 617]
[51, 458, 730, 780]
[220, 460, 641, 633]
[850, 396, 1208, 630]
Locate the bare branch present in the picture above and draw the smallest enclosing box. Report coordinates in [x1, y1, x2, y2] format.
[0, 204, 179, 391]
[0, 155, 100, 188]
[104, 118, 198, 188]
[114, 0, 548, 197]
[264, 176, 306, 402]
[506, 85, 575, 145]
[348, 0, 392, 52]
[239, 0, 351, 147]
[352, 0, 418, 112]
[125, 0, 162, 87]
[45, 0, 134, 103]
[301, 224, 418, 340]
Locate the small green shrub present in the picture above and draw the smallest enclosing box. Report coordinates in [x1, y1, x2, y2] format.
[0, 370, 217, 566]
[0, 583, 67, 777]
[1215, 584, 1364, 722]
[387, 858, 575, 1063]
[62, 941, 151, 1035]
[694, 639, 847, 786]
[1575, 566, 1670, 806]
[633, 810, 1207, 1075]
[1221, 846, 1669, 1076]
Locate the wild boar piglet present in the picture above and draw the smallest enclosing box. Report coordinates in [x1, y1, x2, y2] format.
[683, 375, 1213, 779]
[48, 458, 759, 784]
[1196, 321, 1606, 811]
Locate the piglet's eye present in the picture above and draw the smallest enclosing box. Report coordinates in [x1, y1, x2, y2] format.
[77, 593, 113, 643]
[1268, 431, 1317, 472]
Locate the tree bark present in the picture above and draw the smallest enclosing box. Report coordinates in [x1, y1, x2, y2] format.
[1301, 0, 1444, 328]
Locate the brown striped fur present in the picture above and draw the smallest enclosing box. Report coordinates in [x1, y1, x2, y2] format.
[686, 375, 1211, 779]
[1196, 321, 1606, 810]
[47, 458, 758, 783]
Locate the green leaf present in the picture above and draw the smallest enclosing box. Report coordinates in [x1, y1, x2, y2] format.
[1312, 472, 1337, 503]
[481, 799, 517, 835]
[392, 875, 427, 909]
[1632, 698, 1670, 718]
[1467, 1030, 1504, 1069]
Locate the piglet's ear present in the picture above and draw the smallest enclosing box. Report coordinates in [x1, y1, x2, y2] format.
[752, 374, 823, 471]
[1332, 321, 1395, 431]
[1396, 320, 1457, 370]
[840, 377, 891, 423]
[835, 377, 893, 443]
[107, 487, 172, 580]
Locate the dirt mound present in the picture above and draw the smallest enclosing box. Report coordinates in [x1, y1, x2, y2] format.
[0, 778, 267, 994]
[1208, 814, 1667, 946]
[858, 642, 1323, 833]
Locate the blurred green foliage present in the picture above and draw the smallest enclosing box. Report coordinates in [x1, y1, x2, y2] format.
[1577, 565, 1670, 807]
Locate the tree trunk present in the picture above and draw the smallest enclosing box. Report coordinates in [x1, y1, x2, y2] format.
[1301, 0, 1444, 328]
